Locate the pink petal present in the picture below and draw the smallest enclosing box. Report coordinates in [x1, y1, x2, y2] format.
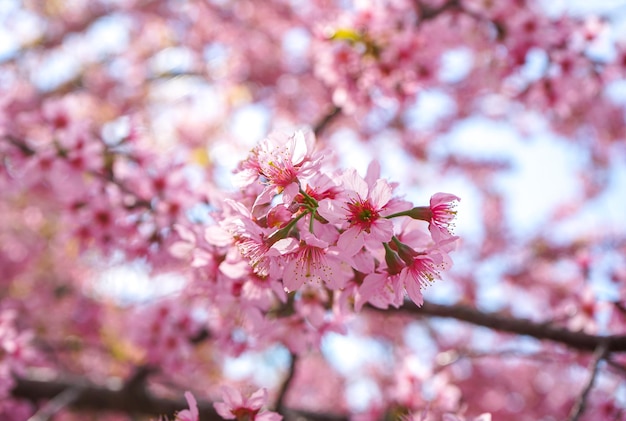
[430, 192, 460, 207]
[204, 225, 233, 247]
[365, 160, 381, 186]
[342, 168, 368, 198]
[246, 388, 268, 409]
[256, 412, 283, 421]
[321, 257, 349, 289]
[283, 258, 305, 291]
[219, 260, 250, 279]
[317, 199, 344, 225]
[358, 273, 387, 311]
[220, 385, 244, 408]
[301, 231, 328, 248]
[182, 391, 199, 421]
[291, 130, 308, 165]
[337, 226, 365, 256]
[173, 224, 196, 244]
[169, 241, 194, 259]
[282, 183, 299, 204]
[270, 238, 299, 255]
[232, 168, 258, 188]
[368, 219, 394, 243]
[402, 270, 425, 307]
[213, 402, 236, 419]
[369, 179, 392, 209]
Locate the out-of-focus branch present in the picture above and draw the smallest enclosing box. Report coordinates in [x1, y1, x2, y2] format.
[12, 372, 348, 421]
[12, 373, 221, 420]
[412, 0, 460, 21]
[27, 386, 81, 421]
[13, 300, 626, 419]
[379, 301, 626, 353]
[274, 353, 298, 413]
[313, 106, 341, 137]
[567, 341, 609, 421]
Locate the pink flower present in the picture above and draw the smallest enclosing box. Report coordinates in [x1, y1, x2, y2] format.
[318, 169, 394, 256]
[399, 249, 452, 307]
[405, 193, 459, 244]
[273, 232, 348, 291]
[155, 391, 198, 421]
[428, 193, 460, 243]
[234, 129, 321, 205]
[213, 386, 282, 421]
[221, 199, 279, 277]
[357, 271, 404, 311]
[175, 392, 199, 421]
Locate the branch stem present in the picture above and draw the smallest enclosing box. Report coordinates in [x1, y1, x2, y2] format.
[567, 341, 609, 421]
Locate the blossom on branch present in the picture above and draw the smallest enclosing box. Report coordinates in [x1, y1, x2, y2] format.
[318, 168, 396, 256]
[220, 128, 460, 310]
[234, 129, 322, 206]
[214, 386, 282, 421]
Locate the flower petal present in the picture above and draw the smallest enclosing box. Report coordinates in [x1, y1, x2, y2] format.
[342, 168, 368, 198]
[246, 388, 268, 409]
[337, 226, 365, 256]
[369, 179, 392, 209]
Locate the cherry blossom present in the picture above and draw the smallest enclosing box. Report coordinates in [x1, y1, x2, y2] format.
[276, 233, 349, 291]
[1, 1, 625, 420]
[234, 129, 322, 205]
[157, 392, 199, 421]
[214, 386, 282, 421]
[318, 169, 396, 256]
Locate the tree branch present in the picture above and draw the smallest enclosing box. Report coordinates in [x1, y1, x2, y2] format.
[377, 301, 626, 353]
[274, 353, 297, 413]
[313, 106, 341, 137]
[567, 341, 609, 421]
[13, 300, 626, 420]
[12, 372, 347, 421]
[412, 0, 460, 22]
[27, 386, 81, 421]
[13, 373, 221, 420]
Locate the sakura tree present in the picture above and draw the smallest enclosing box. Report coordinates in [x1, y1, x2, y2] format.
[2, 0, 626, 420]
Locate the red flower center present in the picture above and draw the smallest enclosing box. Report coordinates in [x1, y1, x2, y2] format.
[347, 200, 379, 232]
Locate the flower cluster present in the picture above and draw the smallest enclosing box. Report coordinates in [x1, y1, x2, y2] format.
[216, 128, 459, 310]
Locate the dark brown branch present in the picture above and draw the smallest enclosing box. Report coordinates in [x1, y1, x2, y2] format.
[412, 0, 460, 22]
[313, 106, 341, 137]
[567, 341, 609, 421]
[13, 373, 221, 420]
[378, 301, 626, 353]
[274, 353, 297, 413]
[13, 372, 348, 421]
[27, 386, 81, 421]
[3, 135, 37, 156]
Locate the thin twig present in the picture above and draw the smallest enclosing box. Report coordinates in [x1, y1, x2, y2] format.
[567, 340, 609, 421]
[313, 106, 341, 137]
[274, 352, 298, 413]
